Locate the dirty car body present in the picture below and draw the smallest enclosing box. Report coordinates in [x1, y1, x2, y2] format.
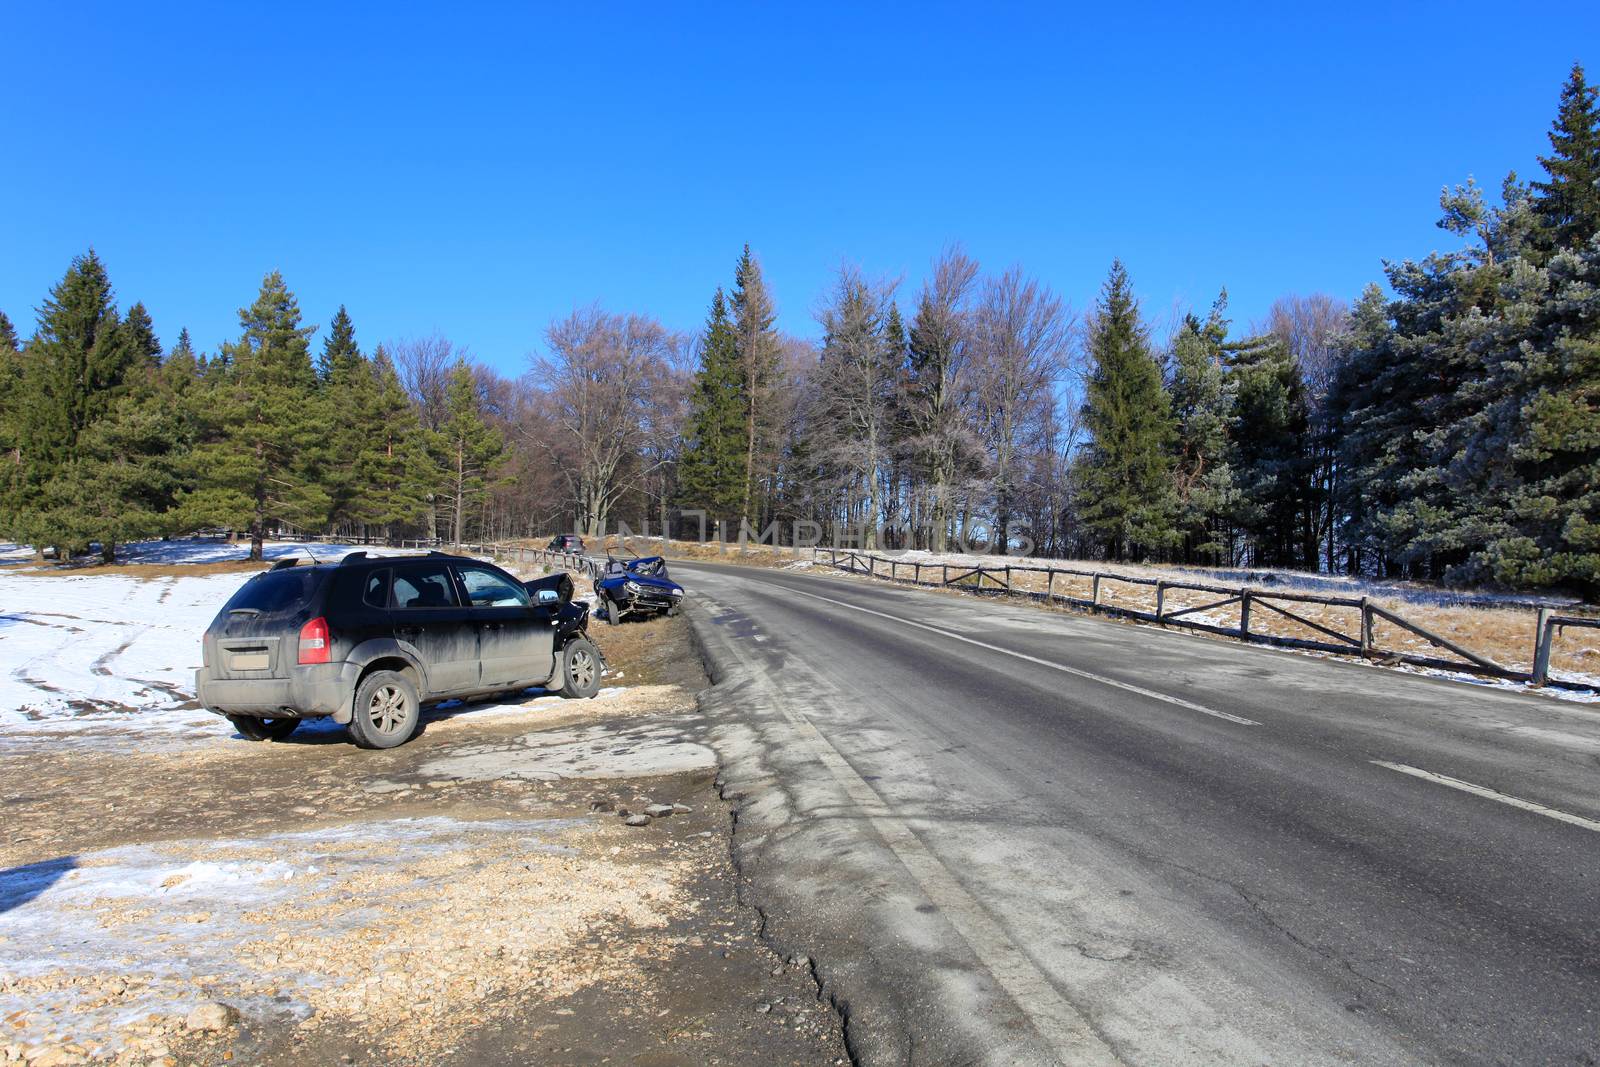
[594, 556, 684, 623]
[195, 552, 601, 747]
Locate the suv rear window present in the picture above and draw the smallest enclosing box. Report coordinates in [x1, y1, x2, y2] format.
[222, 569, 323, 616]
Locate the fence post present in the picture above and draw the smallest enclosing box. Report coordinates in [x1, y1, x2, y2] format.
[942, 564, 949, 585]
[1360, 597, 1373, 655]
[1240, 591, 1252, 639]
[1046, 570, 1055, 601]
[1155, 581, 1166, 622]
[1532, 608, 1555, 687]
[1091, 573, 1102, 613]
[1004, 565, 1011, 591]
[915, 562, 922, 584]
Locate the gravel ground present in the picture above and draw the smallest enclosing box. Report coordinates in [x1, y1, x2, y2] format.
[0, 613, 848, 1067]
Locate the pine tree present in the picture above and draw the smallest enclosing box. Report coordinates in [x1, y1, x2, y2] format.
[0, 310, 17, 352]
[432, 360, 504, 544]
[181, 271, 331, 560]
[1168, 291, 1237, 563]
[678, 288, 745, 519]
[1074, 261, 1176, 559]
[122, 302, 162, 366]
[1531, 63, 1600, 254]
[730, 244, 780, 528]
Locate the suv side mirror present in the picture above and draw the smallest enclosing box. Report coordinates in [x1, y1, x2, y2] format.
[535, 588, 560, 606]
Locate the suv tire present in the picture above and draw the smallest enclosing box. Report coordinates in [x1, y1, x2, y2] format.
[604, 595, 622, 626]
[228, 714, 300, 742]
[558, 638, 602, 699]
[348, 669, 421, 749]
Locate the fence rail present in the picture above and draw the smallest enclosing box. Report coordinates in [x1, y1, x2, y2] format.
[816, 548, 1596, 692]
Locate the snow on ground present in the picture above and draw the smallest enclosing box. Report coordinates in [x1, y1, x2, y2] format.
[0, 568, 248, 746]
[0, 817, 580, 1057]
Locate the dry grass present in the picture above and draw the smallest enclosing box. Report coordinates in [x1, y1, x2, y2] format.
[7, 559, 272, 581]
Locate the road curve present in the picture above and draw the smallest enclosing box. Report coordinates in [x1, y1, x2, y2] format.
[677, 557, 1600, 1067]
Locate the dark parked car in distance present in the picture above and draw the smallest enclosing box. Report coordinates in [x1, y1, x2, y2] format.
[546, 534, 586, 552]
[196, 551, 603, 749]
[595, 555, 684, 624]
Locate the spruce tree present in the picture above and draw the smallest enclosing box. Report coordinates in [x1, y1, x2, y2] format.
[1168, 291, 1236, 563]
[319, 305, 361, 381]
[122, 302, 162, 366]
[317, 306, 376, 531]
[730, 244, 780, 528]
[357, 346, 433, 536]
[181, 271, 331, 560]
[1075, 261, 1176, 559]
[432, 360, 504, 544]
[1225, 335, 1314, 568]
[40, 369, 191, 560]
[678, 288, 745, 519]
[1531, 63, 1600, 253]
[0, 314, 21, 531]
[20, 251, 135, 471]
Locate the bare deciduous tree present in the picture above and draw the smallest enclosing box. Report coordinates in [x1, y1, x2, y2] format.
[528, 306, 677, 537]
[1266, 293, 1350, 409]
[902, 248, 983, 551]
[971, 268, 1074, 553]
[390, 333, 464, 430]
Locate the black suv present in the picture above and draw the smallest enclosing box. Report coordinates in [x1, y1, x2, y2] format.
[196, 552, 603, 749]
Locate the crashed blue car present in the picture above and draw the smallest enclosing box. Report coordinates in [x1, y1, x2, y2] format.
[595, 556, 684, 624]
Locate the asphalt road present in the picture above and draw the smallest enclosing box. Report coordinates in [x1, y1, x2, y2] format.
[678, 557, 1600, 1067]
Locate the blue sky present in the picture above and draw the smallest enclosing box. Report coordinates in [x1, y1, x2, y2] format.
[2, 2, 1596, 374]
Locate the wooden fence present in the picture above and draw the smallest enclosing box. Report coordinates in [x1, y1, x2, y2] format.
[815, 548, 1598, 692]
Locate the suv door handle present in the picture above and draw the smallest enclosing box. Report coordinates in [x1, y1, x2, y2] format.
[480, 622, 504, 631]
[396, 625, 422, 638]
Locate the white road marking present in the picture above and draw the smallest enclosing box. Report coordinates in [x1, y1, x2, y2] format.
[1371, 760, 1600, 833]
[782, 585, 1260, 727]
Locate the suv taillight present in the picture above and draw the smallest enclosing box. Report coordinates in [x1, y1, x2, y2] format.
[298, 616, 330, 665]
